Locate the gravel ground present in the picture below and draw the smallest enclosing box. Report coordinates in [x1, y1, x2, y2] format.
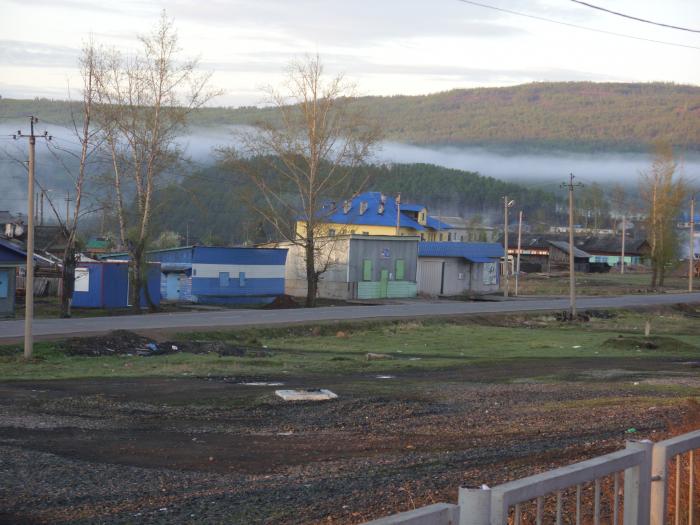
[0, 364, 697, 524]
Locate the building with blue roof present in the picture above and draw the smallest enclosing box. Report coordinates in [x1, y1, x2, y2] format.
[417, 242, 503, 296]
[103, 245, 288, 305]
[295, 191, 454, 241]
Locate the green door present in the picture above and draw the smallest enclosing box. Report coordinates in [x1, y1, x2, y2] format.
[379, 269, 389, 298]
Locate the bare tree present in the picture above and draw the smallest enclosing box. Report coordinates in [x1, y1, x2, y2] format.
[640, 141, 687, 288]
[95, 12, 218, 312]
[226, 56, 380, 306]
[50, 42, 103, 317]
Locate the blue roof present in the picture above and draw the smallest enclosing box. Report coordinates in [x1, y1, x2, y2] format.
[418, 242, 504, 263]
[0, 237, 27, 264]
[321, 192, 453, 231]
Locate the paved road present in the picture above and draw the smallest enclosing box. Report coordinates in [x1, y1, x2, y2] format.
[1, 292, 699, 342]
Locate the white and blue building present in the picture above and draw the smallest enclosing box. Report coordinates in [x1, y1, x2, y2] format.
[104, 246, 288, 305]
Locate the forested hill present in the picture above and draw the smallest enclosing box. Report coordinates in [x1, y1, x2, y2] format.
[2, 82, 698, 152]
[149, 161, 560, 246]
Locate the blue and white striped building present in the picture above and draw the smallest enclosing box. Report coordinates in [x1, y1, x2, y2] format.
[105, 246, 288, 305]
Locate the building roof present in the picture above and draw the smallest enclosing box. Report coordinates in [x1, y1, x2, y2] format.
[418, 242, 504, 263]
[320, 192, 453, 231]
[578, 236, 649, 255]
[548, 241, 592, 258]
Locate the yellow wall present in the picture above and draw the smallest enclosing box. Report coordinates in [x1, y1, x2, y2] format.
[295, 221, 444, 240]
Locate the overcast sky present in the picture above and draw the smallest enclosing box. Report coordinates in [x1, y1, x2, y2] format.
[1, 0, 699, 106]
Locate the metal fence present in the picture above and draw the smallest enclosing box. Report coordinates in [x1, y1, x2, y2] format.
[363, 430, 700, 525]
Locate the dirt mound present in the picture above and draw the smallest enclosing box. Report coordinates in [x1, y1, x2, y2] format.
[264, 294, 300, 309]
[602, 335, 697, 352]
[59, 331, 271, 358]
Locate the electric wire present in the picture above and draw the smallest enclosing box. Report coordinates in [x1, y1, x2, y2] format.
[569, 0, 700, 34]
[455, 0, 700, 50]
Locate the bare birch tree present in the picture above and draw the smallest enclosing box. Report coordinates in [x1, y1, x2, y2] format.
[95, 12, 218, 312]
[640, 141, 687, 288]
[227, 56, 380, 307]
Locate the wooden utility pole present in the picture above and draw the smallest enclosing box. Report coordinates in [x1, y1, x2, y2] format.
[562, 174, 583, 317]
[14, 117, 51, 359]
[503, 196, 514, 297]
[515, 210, 523, 296]
[620, 215, 626, 274]
[690, 196, 696, 292]
[395, 193, 401, 236]
[65, 192, 73, 229]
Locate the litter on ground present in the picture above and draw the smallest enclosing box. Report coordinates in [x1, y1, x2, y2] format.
[275, 389, 338, 401]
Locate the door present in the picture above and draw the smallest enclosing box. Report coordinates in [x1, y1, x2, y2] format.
[418, 260, 444, 296]
[379, 269, 389, 298]
[0, 269, 8, 299]
[166, 273, 180, 301]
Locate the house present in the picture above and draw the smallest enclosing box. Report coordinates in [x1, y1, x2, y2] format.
[272, 235, 419, 300]
[84, 236, 114, 258]
[504, 234, 554, 273]
[436, 216, 497, 242]
[0, 237, 24, 317]
[103, 246, 288, 304]
[72, 261, 161, 309]
[578, 236, 650, 268]
[417, 242, 503, 296]
[295, 192, 453, 241]
[548, 241, 592, 273]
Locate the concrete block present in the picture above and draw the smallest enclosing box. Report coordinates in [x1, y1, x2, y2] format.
[275, 389, 338, 401]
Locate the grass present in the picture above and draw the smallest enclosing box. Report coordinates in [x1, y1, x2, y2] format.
[1, 305, 699, 381]
[515, 271, 689, 296]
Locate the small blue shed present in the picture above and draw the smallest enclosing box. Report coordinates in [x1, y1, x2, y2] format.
[0, 237, 25, 317]
[72, 261, 161, 309]
[104, 246, 288, 305]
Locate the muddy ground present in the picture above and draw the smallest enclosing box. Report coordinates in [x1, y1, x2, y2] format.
[1, 358, 699, 524]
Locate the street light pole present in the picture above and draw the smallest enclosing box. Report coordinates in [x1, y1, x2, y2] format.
[503, 196, 514, 297]
[690, 196, 696, 292]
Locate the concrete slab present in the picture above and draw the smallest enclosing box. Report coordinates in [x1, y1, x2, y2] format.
[275, 389, 338, 401]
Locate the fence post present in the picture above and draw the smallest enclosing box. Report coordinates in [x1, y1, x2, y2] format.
[458, 487, 491, 525]
[624, 440, 653, 525]
[650, 441, 669, 525]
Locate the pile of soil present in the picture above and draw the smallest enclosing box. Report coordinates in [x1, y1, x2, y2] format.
[602, 335, 697, 352]
[264, 295, 300, 309]
[59, 331, 272, 358]
[555, 309, 617, 322]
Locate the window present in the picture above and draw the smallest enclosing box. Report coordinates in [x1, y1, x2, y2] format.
[362, 259, 373, 281]
[395, 259, 405, 280]
[219, 272, 230, 287]
[359, 201, 368, 215]
[362, 231, 369, 236]
[239, 272, 246, 287]
[328, 229, 336, 237]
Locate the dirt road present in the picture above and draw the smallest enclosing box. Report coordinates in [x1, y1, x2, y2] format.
[1, 357, 696, 524]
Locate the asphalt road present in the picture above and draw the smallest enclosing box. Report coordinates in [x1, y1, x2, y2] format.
[1, 292, 699, 342]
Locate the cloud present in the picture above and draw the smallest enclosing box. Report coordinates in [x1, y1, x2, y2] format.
[0, 40, 79, 68]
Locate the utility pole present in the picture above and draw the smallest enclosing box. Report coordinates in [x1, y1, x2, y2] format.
[65, 192, 73, 229]
[562, 174, 583, 317]
[515, 210, 523, 296]
[40, 191, 44, 226]
[690, 196, 696, 292]
[620, 215, 626, 274]
[13, 117, 52, 359]
[395, 193, 401, 236]
[502, 196, 514, 297]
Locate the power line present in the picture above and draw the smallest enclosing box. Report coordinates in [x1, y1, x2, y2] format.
[455, 0, 700, 51]
[570, 0, 700, 34]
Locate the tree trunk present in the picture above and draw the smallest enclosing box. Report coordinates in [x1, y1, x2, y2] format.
[60, 248, 76, 318]
[305, 238, 317, 307]
[129, 245, 143, 314]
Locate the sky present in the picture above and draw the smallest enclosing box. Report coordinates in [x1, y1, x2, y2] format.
[1, 0, 699, 106]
